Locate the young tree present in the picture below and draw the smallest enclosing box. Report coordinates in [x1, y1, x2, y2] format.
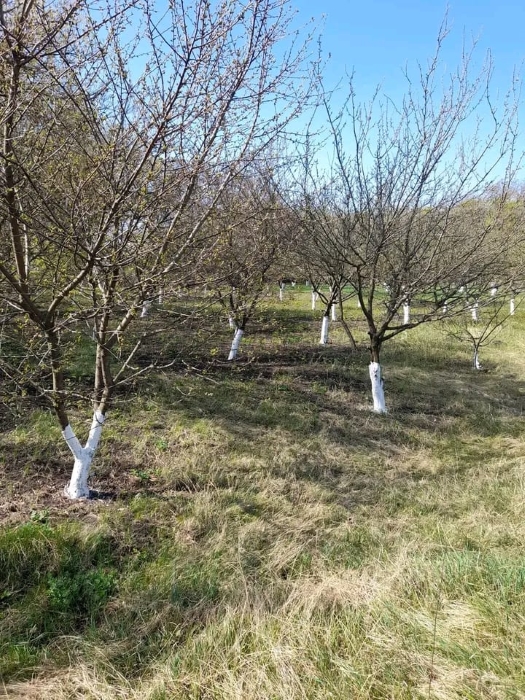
[199, 165, 291, 361]
[0, 0, 311, 497]
[447, 286, 517, 370]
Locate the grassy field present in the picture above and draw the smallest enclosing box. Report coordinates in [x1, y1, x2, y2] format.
[1, 287, 524, 699]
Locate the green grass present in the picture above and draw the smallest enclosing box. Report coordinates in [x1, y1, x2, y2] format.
[1, 290, 525, 698]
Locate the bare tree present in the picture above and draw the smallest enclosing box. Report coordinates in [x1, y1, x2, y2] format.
[198, 164, 291, 361]
[0, 0, 312, 497]
[293, 21, 518, 412]
[447, 286, 518, 370]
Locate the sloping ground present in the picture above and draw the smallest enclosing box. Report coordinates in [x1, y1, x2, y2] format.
[1, 298, 525, 699]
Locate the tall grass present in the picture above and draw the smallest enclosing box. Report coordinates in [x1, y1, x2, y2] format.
[1, 290, 524, 698]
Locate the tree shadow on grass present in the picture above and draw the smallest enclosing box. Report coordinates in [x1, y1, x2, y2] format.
[147, 340, 525, 507]
[1, 335, 523, 522]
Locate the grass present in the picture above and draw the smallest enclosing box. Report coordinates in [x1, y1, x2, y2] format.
[1, 288, 525, 698]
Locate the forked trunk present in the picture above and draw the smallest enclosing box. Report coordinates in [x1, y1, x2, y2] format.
[63, 411, 105, 498]
[319, 314, 329, 344]
[228, 327, 244, 360]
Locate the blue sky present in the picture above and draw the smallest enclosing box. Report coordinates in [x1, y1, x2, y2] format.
[288, 0, 524, 181]
[293, 0, 524, 100]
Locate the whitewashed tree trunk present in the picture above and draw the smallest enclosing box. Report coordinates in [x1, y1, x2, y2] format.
[311, 290, 317, 310]
[140, 300, 152, 318]
[279, 286, 284, 301]
[510, 297, 515, 315]
[369, 362, 387, 414]
[403, 302, 410, 324]
[473, 349, 482, 370]
[331, 303, 336, 321]
[471, 303, 478, 321]
[357, 297, 361, 308]
[442, 303, 447, 314]
[319, 315, 329, 344]
[158, 288, 163, 304]
[63, 411, 105, 499]
[228, 313, 236, 329]
[228, 328, 244, 360]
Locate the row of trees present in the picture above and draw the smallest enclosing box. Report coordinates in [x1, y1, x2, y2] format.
[0, 1, 523, 497]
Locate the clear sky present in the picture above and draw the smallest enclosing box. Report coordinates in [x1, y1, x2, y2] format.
[293, 0, 524, 99]
[288, 0, 524, 181]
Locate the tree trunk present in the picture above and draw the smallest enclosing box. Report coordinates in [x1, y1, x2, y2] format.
[319, 314, 329, 344]
[331, 302, 336, 321]
[140, 300, 152, 318]
[369, 339, 386, 413]
[228, 327, 244, 360]
[510, 297, 515, 315]
[473, 348, 482, 370]
[369, 362, 387, 413]
[311, 290, 317, 310]
[338, 296, 357, 350]
[63, 411, 105, 498]
[403, 301, 410, 324]
[471, 303, 478, 321]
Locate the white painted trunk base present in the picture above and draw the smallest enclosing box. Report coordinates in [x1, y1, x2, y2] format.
[473, 350, 482, 370]
[228, 328, 244, 360]
[140, 300, 152, 318]
[311, 291, 317, 310]
[63, 411, 105, 499]
[331, 303, 337, 321]
[319, 315, 329, 344]
[279, 286, 284, 302]
[403, 302, 410, 325]
[471, 303, 478, 322]
[228, 314, 236, 329]
[510, 298, 515, 316]
[369, 362, 387, 413]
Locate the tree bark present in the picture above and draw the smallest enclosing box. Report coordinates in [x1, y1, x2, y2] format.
[338, 296, 357, 350]
[63, 412, 105, 498]
[369, 338, 386, 413]
[319, 314, 329, 344]
[228, 328, 244, 360]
